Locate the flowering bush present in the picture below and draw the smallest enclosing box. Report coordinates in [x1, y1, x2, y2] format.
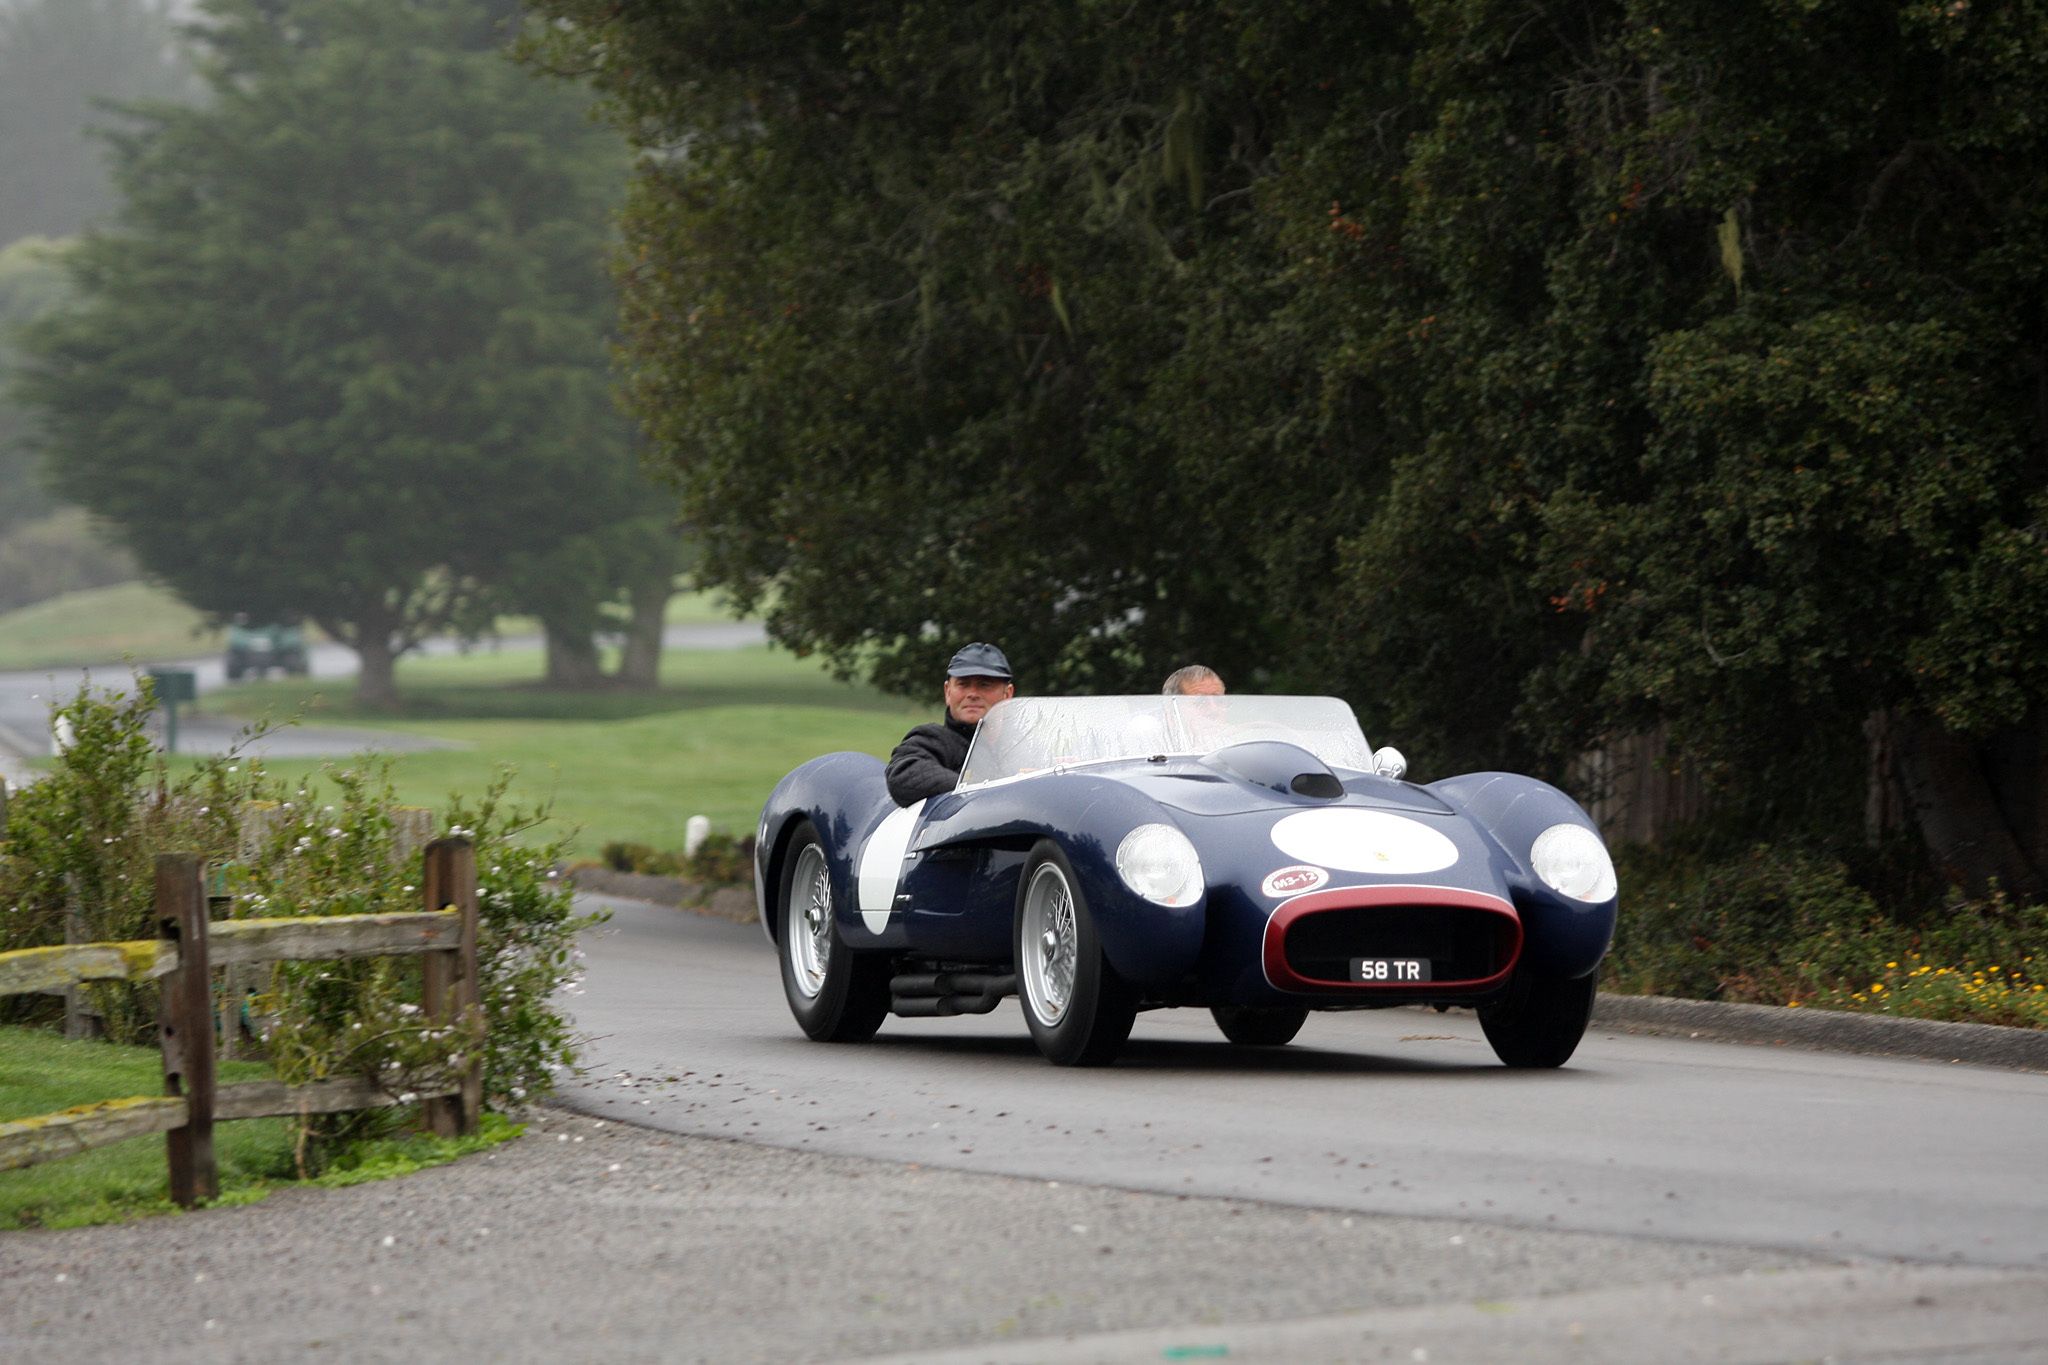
[1606, 842, 2048, 1028]
[243, 761, 600, 1167]
[1811, 956, 2048, 1029]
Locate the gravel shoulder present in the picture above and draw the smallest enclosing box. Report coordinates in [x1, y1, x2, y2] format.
[2, 1104, 1818, 1365]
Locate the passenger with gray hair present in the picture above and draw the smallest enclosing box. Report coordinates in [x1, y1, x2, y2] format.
[1162, 664, 1225, 696]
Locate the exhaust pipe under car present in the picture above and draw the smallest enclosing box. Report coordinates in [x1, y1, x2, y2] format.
[889, 970, 1017, 1017]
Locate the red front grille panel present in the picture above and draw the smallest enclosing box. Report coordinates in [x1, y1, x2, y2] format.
[1261, 886, 1521, 995]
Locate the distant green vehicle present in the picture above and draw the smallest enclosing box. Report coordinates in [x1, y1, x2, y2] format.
[226, 618, 309, 680]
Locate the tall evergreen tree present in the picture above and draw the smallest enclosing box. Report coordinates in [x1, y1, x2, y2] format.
[19, 0, 639, 705]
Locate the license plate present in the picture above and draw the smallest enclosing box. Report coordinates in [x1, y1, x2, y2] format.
[1351, 957, 1431, 983]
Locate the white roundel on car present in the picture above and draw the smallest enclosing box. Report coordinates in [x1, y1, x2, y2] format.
[855, 800, 925, 933]
[1269, 808, 1458, 875]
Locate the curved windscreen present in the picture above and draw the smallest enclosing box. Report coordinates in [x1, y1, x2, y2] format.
[957, 695, 1374, 789]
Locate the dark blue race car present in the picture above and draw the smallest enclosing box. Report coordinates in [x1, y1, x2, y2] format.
[754, 694, 1617, 1067]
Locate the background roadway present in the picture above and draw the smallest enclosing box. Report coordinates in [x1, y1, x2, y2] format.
[0, 620, 768, 772]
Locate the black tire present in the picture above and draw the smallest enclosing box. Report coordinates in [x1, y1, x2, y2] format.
[1015, 840, 1137, 1066]
[1478, 966, 1597, 1068]
[1210, 1004, 1309, 1047]
[776, 821, 890, 1043]
[226, 654, 247, 681]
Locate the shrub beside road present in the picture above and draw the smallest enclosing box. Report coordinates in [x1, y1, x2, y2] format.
[1605, 843, 2048, 1030]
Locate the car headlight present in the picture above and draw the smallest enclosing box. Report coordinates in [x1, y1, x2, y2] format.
[1530, 822, 1618, 903]
[1116, 823, 1204, 907]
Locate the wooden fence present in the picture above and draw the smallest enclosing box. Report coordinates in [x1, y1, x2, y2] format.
[1572, 724, 1710, 847]
[0, 838, 481, 1206]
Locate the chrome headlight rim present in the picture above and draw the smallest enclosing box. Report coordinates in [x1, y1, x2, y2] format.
[1115, 822, 1205, 908]
[1530, 821, 1618, 904]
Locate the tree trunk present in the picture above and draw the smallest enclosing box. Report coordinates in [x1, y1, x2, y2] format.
[1984, 709, 2048, 879]
[543, 621, 605, 689]
[614, 572, 672, 691]
[1892, 713, 2047, 900]
[1864, 709, 1908, 846]
[342, 610, 402, 710]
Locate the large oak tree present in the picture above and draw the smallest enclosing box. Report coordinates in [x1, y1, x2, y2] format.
[527, 0, 2048, 896]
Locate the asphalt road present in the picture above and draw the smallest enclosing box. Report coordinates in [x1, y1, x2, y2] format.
[5, 1105, 1981, 1365]
[6, 894, 2046, 1363]
[561, 896, 2048, 1275]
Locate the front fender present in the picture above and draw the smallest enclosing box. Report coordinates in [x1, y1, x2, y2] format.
[1428, 772, 1616, 978]
[755, 751, 894, 949]
[918, 774, 1205, 989]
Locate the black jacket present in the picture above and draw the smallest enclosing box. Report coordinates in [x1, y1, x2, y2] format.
[886, 716, 978, 806]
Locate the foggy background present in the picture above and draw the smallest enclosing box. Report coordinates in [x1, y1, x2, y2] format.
[0, 0, 196, 611]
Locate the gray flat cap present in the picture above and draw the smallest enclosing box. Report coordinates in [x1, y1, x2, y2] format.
[946, 642, 1012, 680]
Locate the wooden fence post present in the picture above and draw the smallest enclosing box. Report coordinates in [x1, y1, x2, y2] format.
[63, 875, 89, 1040]
[420, 837, 480, 1138]
[157, 852, 217, 1206]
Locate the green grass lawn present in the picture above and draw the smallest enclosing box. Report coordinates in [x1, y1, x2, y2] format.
[0, 1026, 294, 1229]
[202, 644, 932, 854]
[0, 1026, 523, 1228]
[225, 705, 918, 853]
[8, 587, 930, 856]
[0, 581, 221, 672]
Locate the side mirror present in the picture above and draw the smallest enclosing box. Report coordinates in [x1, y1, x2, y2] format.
[1372, 746, 1407, 781]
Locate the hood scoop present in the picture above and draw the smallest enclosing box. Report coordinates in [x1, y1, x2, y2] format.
[1200, 741, 1342, 801]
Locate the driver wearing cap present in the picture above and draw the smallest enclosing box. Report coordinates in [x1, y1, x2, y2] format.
[886, 642, 1014, 806]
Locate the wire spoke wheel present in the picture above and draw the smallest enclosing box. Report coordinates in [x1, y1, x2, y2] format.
[785, 844, 833, 1000]
[1020, 863, 1079, 1025]
[1014, 840, 1136, 1066]
[775, 820, 889, 1042]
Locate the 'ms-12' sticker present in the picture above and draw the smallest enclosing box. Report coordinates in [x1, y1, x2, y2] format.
[1260, 864, 1328, 899]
